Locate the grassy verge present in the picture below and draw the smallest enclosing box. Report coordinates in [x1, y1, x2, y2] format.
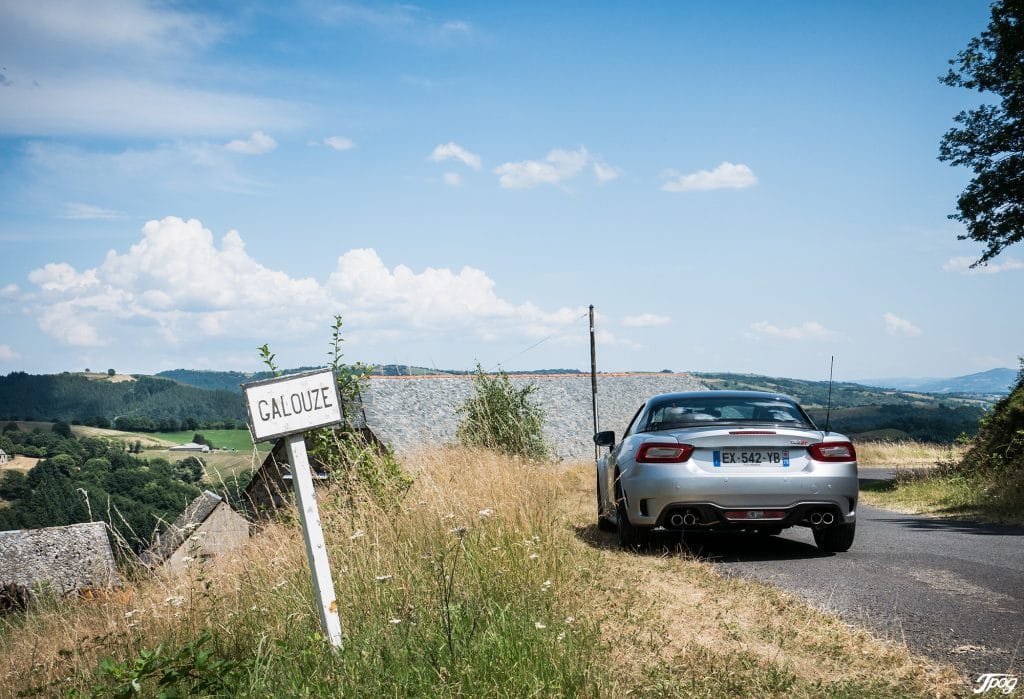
[855, 439, 1024, 526]
[861, 468, 1024, 526]
[0, 447, 965, 697]
[855, 439, 967, 469]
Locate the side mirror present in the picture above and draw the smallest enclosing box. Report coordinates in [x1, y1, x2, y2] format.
[593, 430, 615, 447]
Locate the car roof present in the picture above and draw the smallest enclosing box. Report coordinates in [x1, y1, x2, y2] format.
[646, 390, 798, 404]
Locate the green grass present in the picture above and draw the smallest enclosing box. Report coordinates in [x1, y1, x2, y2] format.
[861, 469, 1024, 526]
[155, 429, 254, 451]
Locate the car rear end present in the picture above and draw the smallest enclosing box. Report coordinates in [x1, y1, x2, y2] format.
[620, 428, 858, 532]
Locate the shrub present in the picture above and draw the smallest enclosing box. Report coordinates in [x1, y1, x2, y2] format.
[457, 366, 548, 460]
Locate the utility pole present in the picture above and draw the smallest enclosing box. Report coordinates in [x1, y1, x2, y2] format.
[589, 305, 599, 461]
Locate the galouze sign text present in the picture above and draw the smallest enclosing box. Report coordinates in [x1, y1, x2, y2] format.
[243, 368, 343, 441]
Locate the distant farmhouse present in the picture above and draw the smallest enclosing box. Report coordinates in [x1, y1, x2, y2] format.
[142, 490, 249, 573]
[169, 442, 211, 453]
[0, 448, 8, 465]
[0, 522, 119, 596]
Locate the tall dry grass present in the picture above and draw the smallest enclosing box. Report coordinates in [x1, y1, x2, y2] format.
[1, 444, 969, 697]
[0, 447, 606, 697]
[855, 440, 967, 468]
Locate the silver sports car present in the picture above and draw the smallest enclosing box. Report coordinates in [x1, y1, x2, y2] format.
[594, 390, 858, 552]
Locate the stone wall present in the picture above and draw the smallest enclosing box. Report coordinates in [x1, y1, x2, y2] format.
[358, 373, 707, 462]
[0, 521, 119, 594]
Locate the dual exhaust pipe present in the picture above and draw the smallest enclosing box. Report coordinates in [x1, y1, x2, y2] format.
[668, 510, 699, 527]
[809, 511, 835, 526]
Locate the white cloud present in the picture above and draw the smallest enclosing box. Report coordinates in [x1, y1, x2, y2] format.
[1, 284, 19, 298]
[883, 312, 921, 337]
[442, 172, 462, 186]
[324, 136, 355, 151]
[23, 218, 584, 352]
[495, 147, 614, 189]
[27, 141, 263, 195]
[661, 162, 758, 192]
[28, 263, 99, 292]
[1, 0, 221, 55]
[314, 4, 474, 45]
[0, 344, 20, 361]
[942, 256, 1024, 275]
[622, 313, 671, 327]
[60, 202, 125, 220]
[429, 142, 481, 170]
[225, 130, 277, 155]
[745, 321, 838, 341]
[0, 78, 301, 138]
[593, 160, 621, 183]
[0, 3, 298, 138]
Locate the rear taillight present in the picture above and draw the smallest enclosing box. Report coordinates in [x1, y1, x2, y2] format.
[636, 443, 694, 463]
[807, 441, 856, 462]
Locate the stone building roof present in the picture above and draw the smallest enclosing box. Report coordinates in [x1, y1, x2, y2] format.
[0, 521, 119, 595]
[142, 490, 224, 565]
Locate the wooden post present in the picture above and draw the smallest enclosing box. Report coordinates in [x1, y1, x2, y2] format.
[590, 304, 599, 462]
[286, 433, 343, 649]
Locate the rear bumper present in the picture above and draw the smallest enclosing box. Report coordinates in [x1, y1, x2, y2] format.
[621, 465, 858, 528]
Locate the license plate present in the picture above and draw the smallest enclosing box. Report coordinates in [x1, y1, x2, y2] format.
[713, 450, 790, 467]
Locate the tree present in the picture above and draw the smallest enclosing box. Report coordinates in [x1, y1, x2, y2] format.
[939, 0, 1024, 266]
[107, 368, 116, 377]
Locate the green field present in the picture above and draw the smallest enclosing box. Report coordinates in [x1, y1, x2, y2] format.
[156, 429, 255, 451]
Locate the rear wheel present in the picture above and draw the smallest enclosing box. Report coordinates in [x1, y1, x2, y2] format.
[813, 522, 856, 552]
[616, 498, 649, 550]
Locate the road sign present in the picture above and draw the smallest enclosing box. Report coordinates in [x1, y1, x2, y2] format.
[242, 369, 344, 649]
[243, 368, 344, 442]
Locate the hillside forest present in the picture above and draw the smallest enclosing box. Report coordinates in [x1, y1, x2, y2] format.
[0, 424, 204, 552]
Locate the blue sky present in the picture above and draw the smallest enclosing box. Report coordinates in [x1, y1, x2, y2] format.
[1, 0, 1020, 381]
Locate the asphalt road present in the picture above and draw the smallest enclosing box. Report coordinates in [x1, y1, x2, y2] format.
[667, 468, 1024, 676]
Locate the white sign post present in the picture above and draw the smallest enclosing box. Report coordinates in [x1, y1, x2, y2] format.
[242, 368, 344, 649]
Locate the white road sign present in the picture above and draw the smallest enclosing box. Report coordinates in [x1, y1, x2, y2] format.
[242, 367, 346, 649]
[243, 368, 343, 442]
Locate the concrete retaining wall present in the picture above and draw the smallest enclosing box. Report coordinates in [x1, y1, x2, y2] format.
[358, 373, 707, 462]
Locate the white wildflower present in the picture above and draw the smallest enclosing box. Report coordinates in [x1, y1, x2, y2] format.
[557, 631, 566, 642]
[388, 618, 402, 625]
[534, 621, 546, 629]
[350, 529, 366, 540]
[163, 596, 184, 607]
[478, 508, 494, 518]
[541, 579, 552, 592]
[375, 575, 392, 583]
[450, 526, 468, 538]
[528, 553, 539, 561]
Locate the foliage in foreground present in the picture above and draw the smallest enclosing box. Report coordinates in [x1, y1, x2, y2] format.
[457, 366, 548, 459]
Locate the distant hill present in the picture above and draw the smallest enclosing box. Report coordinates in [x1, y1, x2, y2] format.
[158, 365, 584, 392]
[0, 371, 245, 425]
[693, 372, 993, 442]
[855, 368, 1016, 395]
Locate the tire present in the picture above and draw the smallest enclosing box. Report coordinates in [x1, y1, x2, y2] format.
[597, 478, 616, 533]
[616, 497, 649, 550]
[813, 522, 856, 553]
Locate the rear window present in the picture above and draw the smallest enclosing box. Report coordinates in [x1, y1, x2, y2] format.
[640, 395, 814, 432]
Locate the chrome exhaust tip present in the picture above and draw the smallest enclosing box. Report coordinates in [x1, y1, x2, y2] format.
[809, 512, 823, 526]
[682, 512, 698, 526]
[669, 513, 685, 527]
[822, 512, 835, 525]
